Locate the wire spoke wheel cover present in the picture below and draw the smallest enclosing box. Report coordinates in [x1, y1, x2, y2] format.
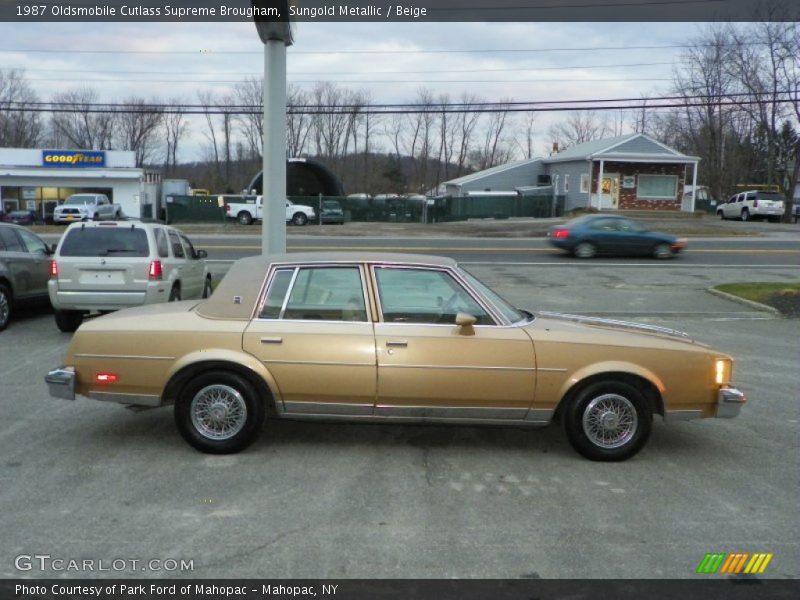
[582, 393, 638, 449]
[190, 384, 248, 440]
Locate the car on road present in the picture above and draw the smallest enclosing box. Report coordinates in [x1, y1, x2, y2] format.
[717, 190, 785, 222]
[0, 223, 53, 331]
[548, 214, 686, 259]
[45, 252, 745, 461]
[53, 194, 122, 224]
[2, 210, 37, 225]
[48, 221, 211, 332]
[320, 200, 345, 224]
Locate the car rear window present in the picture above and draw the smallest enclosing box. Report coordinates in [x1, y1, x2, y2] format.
[757, 193, 783, 201]
[60, 227, 150, 257]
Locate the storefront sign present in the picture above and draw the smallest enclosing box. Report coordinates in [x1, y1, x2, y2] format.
[622, 175, 636, 188]
[21, 187, 37, 200]
[42, 150, 106, 168]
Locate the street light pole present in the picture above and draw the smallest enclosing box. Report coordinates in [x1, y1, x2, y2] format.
[252, 1, 293, 256]
[262, 39, 287, 255]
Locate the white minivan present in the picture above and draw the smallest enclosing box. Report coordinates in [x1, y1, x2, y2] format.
[49, 222, 211, 332]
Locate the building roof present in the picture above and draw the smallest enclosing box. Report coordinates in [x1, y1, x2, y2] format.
[443, 157, 544, 187]
[543, 133, 699, 163]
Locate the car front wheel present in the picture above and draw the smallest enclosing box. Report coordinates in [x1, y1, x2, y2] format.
[573, 242, 597, 259]
[174, 370, 265, 454]
[202, 277, 212, 299]
[718, 211, 725, 220]
[54, 310, 83, 332]
[563, 380, 652, 461]
[653, 243, 673, 259]
[292, 212, 308, 226]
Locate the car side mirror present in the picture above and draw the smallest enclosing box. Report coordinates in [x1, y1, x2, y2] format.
[196, 249, 208, 259]
[455, 312, 477, 334]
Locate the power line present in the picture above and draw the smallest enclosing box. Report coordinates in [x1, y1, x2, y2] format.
[19, 77, 676, 84]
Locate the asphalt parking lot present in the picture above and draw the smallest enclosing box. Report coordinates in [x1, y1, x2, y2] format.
[0, 263, 797, 580]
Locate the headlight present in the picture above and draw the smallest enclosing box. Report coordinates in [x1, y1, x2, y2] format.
[715, 358, 732, 385]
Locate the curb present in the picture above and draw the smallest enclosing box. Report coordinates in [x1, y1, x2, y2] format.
[706, 287, 781, 316]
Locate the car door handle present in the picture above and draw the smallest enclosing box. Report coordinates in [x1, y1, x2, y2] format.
[386, 340, 408, 347]
[260, 337, 283, 344]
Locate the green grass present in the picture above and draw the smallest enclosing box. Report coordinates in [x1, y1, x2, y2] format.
[715, 282, 800, 303]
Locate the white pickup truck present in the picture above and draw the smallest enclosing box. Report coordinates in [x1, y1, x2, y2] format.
[53, 193, 122, 224]
[226, 196, 316, 226]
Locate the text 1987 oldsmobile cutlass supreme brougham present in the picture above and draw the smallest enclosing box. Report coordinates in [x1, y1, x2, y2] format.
[46, 253, 745, 461]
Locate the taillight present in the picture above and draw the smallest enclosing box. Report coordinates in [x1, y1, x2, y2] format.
[551, 229, 570, 239]
[49, 260, 59, 278]
[148, 260, 163, 280]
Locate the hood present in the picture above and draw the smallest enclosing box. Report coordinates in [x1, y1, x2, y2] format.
[534, 311, 708, 347]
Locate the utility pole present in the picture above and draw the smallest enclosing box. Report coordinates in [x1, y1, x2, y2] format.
[252, 1, 293, 255]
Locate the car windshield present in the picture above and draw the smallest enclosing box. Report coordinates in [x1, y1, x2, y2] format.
[60, 227, 149, 257]
[63, 195, 95, 206]
[459, 268, 528, 323]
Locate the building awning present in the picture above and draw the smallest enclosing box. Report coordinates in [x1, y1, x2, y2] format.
[0, 168, 142, 180]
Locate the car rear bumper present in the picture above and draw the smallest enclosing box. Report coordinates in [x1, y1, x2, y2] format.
[50, 289, 148, 310]
[751, 208, 784, 216]
[45, 367, 76, 400]
[716, 387, 746, 418]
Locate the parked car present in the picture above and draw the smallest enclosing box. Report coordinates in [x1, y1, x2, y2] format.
[48, 221, 211, 332]
[53, 194, 121, 224]
[717, 190, 785, 222]
[320, 200, 345, 224]
[0, 223, 53, 331]
[225, 196, 316, 226]
[2, 210, 37, 225]
[548, 215, 686, 259]
[45, 252, 744, 461]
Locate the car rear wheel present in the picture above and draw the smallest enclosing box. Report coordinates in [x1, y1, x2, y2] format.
[573, 242, 597, 259]
[54, 310, 83, 333]
[174, 370, 265, 454]
[292, 212, 308, 226]
[237, 211, 253, 225]
[0, 283, 11, 331]
[169, 285, 181, 302]
[653, 243, 673, 259]
[563, 380, 652, 461]
[741, 209, 750, 221]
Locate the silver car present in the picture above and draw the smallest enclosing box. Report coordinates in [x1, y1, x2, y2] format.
[49, 222, 211, 332]
[0, 223, 53, 331]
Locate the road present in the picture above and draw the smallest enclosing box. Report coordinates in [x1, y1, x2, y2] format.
[1, 254, 798, 579]
[187, 234, 800, 267]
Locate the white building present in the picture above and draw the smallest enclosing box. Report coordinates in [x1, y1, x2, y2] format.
[0, 148, 144, 220]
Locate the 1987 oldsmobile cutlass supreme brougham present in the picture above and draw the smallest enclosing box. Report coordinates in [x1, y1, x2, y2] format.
[46, 253, 745, 461]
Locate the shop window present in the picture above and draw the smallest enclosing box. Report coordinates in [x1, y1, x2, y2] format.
[638, 174, 678, 199]
[580, 173, 590, 194]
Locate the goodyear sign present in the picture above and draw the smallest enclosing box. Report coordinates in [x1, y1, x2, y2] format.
[42, 150, 105, 168]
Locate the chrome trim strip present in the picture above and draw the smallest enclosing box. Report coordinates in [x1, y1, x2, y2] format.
[665, 409, 704, 421]
[379, 363, 536, 372]
[375, 405, 527, 419]
[262, 359, 375, 367]
[538, 311, 692, 340]
[282, 401, 373, 416]
[88, 391, 161, 407]
[524, 408, 556, 423]
[45, 367, 76, 400]
[278, 268, 300, 320]
[279, 413, 549, 428]
[537, 367, 568, 373]
[74, 353, 175, 361]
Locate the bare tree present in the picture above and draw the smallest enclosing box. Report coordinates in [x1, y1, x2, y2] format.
[473, 100, 513, 170]
[514, 112, 537, 159]
[287, 84, 311, 157]
[234, 77, 263, 160]
[0, 69, 41, 147]
[50, 88, 115, 149]
[116, 96, 163, 166]
[163, 97, 188, 173]
[197, 90, 222, 183]
[548, 110, 608, 149]
[454, 93, 481, 176]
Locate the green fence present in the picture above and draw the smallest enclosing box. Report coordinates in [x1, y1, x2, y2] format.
[147, 193, 566, 224]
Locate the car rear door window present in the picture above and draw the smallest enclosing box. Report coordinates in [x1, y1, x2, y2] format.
[179, 234, 199, 259]
[17, 229, 48, 254]
[59, 227, 149, 257]
[0, 227, 23, 251]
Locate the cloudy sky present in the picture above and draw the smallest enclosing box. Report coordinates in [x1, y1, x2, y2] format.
[2, 20, 708, 159]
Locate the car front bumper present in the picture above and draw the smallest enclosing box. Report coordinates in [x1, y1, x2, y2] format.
[45, 367, 76, 400]
[716, 387, 746, 418]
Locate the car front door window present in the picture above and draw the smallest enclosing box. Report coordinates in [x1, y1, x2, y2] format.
[374, 267, 494, 325]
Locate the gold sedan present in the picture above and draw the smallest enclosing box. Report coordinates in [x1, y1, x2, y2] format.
[46, 253, 745, 461]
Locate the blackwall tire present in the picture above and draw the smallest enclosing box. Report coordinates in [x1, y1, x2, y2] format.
[292, 212, 308, 226]
[238, 212, 253, 225]
[563, 380, 652, 462]
[54, 310, 83, 333]
[0, 283, 11, 331]
[174, 370, 265, 454]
